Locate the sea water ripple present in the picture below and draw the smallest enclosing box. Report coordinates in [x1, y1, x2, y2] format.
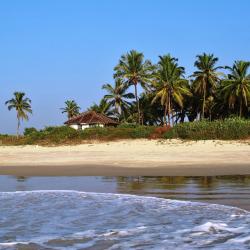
[0, 191, 249, 249]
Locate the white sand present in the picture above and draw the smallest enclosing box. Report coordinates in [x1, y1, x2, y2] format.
[0, 139, 249, 176]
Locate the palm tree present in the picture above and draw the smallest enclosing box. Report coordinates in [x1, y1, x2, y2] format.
[114, 50, 154, 124]
[5, 92, 32, 137]
[88, 98, 113, 116]
[191, 53, 222, 120]
[61, 100, 80, 119]
[221, 61, 250, 117]
[152, 55, 191, 126]
[139, 93, 164, 125]
[102, 79, 134, 120]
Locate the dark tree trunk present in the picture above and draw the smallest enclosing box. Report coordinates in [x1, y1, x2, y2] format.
[239, 98, 242, 118]
[167, 96, 171, 126]
[201, 82, 206, 120]
[163, 104, 167, 126]
[17, 115, 20, 138]
[134, 83, 141, 124]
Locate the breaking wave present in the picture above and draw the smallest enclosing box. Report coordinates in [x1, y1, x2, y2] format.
[0, 191, 250, 249]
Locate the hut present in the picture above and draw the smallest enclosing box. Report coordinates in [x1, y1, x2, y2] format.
[64, 111, 119, 130]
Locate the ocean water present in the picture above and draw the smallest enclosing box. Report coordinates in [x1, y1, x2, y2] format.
[1, 175, 250, 210]
[0, 191, 250, 250]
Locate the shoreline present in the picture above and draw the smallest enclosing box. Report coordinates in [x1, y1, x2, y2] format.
[0, 139, 250, 176]
[1, 163, 250, 176]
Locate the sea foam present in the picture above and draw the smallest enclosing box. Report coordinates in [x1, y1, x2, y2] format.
[0, 191, 249, 249]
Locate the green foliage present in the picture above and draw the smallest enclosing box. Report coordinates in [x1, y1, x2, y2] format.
[129, 126, 155, 138]
[81, 126, 156, 140]
[114, 50, 154, 124]
[118, 123, 138, 128]
[1, 126, 157, 145]
[1, 119, 250, 146]
[61, 100, 80, 119]
[163, 129, 177, 139]
[152, 54, 191, 125]
[102, 79, 134, 117]
[5, 92, 32, 136]
[164, 118, 250, 140]
[24, 127, 38, 136]
[23, 126, 79, 144]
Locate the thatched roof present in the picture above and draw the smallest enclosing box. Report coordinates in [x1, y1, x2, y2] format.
[64, 111, 119, 125]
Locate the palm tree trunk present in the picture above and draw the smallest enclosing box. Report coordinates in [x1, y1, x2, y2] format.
[201, 88, 206, 120]
[134, 83, 140, 124]
[180, 110, 185, 123]
[168, 96, 171, 126]
[163, 104, 167, 126]
[115, 103, 120, 122]
[141, 113, 144, 125]
[17, 115, 20, 138]
[170, 99, 174, 126]
[239, 98, 242, 117]
[167, 110, 170, 126]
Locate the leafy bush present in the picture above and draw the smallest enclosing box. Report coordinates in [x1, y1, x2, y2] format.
[80, 126, 156, 140]
[163, 129, 176, 139]
[163, 118, 250, 140]
[24, 127, 38, 136]
[118, 123, 138, 128]
[22, 126, 79, 144]
[128, 126, 155, 138]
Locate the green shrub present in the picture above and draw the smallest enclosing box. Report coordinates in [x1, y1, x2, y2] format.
[163, 118, 250, 140]
[80, 126, 156, 140]
[118, 123, 138, 128]
[163, 129, 176, 139]
[128, 126, 155, 138]
[24, 127, 38, 136]
[23, 126, 79, 144]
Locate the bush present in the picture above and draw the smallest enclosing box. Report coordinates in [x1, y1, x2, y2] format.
[24, 127, 38, 136]
[80, 126, 156, 140]
[163, 129, 176, 139]
[118, 123, 138, 128]
[129, 126, 155, 138]
[23, 126, 79, 144]
[163, 118, 250, 140]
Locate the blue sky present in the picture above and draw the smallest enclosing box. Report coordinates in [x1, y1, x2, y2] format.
[1, 0, 250, 134]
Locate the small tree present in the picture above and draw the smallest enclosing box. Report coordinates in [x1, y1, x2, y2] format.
[61, 100, 80, 119]
[221, 61, 250, 117]
[5, 92, 32, 137]
[102, 79, 134, 120]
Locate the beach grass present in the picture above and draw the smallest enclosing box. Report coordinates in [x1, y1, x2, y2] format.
[0, 118, 249, 146]
[164, 118, 250, 140]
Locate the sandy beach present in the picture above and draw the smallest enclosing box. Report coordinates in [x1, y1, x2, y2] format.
[0, 139, 249, 176]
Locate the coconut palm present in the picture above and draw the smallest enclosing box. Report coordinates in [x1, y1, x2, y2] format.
[152, 55, 191, 125]
[102, 79, 134, 120]
[88, 98, 113, 116]
[139, 93, 164, 125]
[5, 92, 32, 137]
[61, 100, 80, 119]
[114, 50, 154, 124]
[221, 61, 250, 117]
[191, 53, 222, 120]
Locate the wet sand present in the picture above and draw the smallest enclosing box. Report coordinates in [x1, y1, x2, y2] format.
[0, 139, 249, 176]
[1, 163, 250, 176]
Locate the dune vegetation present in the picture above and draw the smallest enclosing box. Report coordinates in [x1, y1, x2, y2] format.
[0, 118, 249, 146]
